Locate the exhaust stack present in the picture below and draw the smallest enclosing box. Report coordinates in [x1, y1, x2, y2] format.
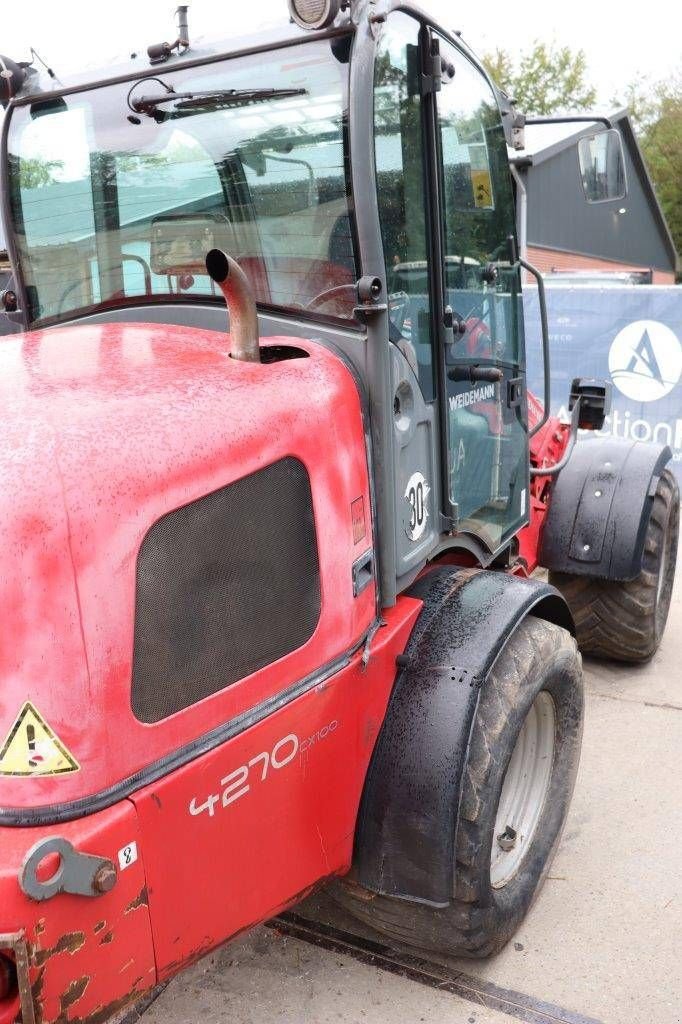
[205, 249, 260, 363]
[175, 5, 190, 48]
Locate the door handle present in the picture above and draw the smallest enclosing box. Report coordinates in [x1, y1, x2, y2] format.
[448, 365, 503, 384]
[507, 376, 524, 407]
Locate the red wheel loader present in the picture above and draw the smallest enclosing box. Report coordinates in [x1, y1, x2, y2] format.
[0, 2, 678, 1021]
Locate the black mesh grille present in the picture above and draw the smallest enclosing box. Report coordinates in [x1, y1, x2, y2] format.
[131, 457, 321, 723]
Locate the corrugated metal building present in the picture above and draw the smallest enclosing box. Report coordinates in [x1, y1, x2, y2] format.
[512, 110, 678, 283]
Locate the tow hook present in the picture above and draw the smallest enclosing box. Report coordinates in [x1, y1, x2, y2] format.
[496, 825, 518, 852]
[20, 837, 117, 902]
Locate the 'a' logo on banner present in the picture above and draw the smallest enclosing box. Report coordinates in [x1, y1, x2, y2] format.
[609, 320, 682, 402]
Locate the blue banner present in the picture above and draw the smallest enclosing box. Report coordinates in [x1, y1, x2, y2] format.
[524, 286, 682, 480]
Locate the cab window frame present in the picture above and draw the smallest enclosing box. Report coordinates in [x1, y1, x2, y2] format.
[373, 11, 438, 403]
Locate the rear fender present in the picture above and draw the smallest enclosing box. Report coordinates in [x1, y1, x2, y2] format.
[540, 437, 673, 581]
[352, 567, 574, 907]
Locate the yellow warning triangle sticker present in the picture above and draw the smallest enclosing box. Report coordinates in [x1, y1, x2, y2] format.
[0, 702, 80, 777]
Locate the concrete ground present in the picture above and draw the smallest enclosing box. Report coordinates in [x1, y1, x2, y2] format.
[141, 563, 682, 1024]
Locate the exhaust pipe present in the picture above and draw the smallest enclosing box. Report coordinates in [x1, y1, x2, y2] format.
[175, 5, 190, 48]
[205, 249, 260, 363]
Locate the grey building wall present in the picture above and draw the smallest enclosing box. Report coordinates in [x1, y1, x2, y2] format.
[525, 130, 675, 273]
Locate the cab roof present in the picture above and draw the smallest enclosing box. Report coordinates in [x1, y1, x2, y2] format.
[11, 19, 326, 104]
[7, 2, 483, 106]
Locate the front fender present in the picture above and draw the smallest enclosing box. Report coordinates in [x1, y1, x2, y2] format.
[352, 567, 573, 908]
[540, 437, 673, 581]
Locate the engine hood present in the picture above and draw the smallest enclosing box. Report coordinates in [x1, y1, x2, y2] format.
[0, 322, 373, 818]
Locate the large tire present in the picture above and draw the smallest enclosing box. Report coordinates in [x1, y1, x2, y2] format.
[550, 468, 679, 663]
[330, 617, 583, 958]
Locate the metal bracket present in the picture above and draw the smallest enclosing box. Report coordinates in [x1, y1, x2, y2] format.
[365, 0, 390, 36]
[354, 274, 387, 323]
[438, 510, 458, 534]
[0, 931, 35, 1024]
[352, 549, 375, 597]
[421, 35, 442, 95]
[353, 302, 388, 325]
[20, 837, 117, 902]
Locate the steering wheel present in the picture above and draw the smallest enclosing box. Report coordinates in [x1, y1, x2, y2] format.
[305, 282, 357, 314]
[463, 316, 494, 360]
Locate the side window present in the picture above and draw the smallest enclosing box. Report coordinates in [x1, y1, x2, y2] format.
[10, 106, 97, 320]
[109, 132, 223, 301]
[374, 14, 434, 401]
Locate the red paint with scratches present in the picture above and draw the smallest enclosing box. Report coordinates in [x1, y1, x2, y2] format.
[0, 802, 155, 1024]
[0, 322, 423, 1022]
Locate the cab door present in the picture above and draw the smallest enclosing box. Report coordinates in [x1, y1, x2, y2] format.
[428, 35, 530, 555]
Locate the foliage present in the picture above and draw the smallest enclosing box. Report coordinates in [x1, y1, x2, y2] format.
[19, 157, 64, 189]
[482, 41, 597, 116]
[116, 152, 169, 173]
[617, 74, 682, 260]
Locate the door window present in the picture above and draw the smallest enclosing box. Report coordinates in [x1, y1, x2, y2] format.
[374, 13, 434, 400]
[436, 40, 529, 551]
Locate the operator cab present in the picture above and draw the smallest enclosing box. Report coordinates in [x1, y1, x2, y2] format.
[0, 0, 626, 605]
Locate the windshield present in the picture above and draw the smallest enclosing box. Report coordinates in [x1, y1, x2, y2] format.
[6, 37, 359, 327]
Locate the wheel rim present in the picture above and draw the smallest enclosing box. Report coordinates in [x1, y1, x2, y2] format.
[655, 518, 673, 632]
[490, 691, 556, 889]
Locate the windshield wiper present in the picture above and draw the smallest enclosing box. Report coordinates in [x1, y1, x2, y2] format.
[130, 86, 307, 119]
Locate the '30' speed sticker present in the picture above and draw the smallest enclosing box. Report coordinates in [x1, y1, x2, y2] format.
[404, 472, 430, 542]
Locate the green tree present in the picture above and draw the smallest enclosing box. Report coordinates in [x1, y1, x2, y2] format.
[482, 41, 597, 116]
[19, 157, 64, 189]
[617, 75, 681, 261]
[616, 80, 658, 135]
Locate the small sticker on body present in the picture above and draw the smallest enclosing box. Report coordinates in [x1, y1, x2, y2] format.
[404, 471, 430, 542]
[118, 842, 139, 871]
[0, 702, 80, 777]
[471, 168, 493, 209]
[351, 495, 366, 544]
[520, 488, 527, 517]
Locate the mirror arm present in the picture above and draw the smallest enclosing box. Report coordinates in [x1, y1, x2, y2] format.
[519, 256, 551, 439]
[524, 114, 613, 129]
[530, 396, 582, 477]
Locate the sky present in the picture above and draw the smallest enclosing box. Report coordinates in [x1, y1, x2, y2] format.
[1, 0, 677, 108]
